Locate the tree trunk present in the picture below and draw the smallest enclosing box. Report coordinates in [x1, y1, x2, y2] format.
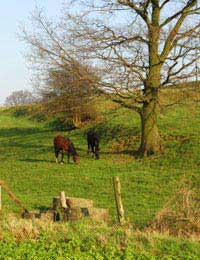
[138, 17, 162, 157]
[72, 111, 81, 128]
[138, 91, 161, 156]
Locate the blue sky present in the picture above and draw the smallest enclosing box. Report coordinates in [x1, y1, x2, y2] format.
[0, 0, 63, 105]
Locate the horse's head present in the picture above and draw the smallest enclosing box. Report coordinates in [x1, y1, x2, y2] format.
[73, 154, 78, 164]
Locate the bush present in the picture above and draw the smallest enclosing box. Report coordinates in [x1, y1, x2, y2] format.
[47, 117, 76, 131]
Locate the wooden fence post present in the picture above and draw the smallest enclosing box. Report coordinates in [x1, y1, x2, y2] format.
[60, 191, 69, 221]
[113, 176, 125, 224]
[60, 191, 67, 209]
[0, 180, 28, 213]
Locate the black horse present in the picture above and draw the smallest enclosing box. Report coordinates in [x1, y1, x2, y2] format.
[54, 135, 78, 164]
[87, 131, 100, 159]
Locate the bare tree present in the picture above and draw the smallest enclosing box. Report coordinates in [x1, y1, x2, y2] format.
[21, 1, 200, 156]
[5, 90, 36, 106]
[20, 7, 100, 128]
[63, 0, 200, 156]
[41, 64, 99, 127]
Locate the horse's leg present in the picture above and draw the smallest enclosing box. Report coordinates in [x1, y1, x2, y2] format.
[95, 141, 100, 159]
[87, 142, 90, 154]
[95, 147, 100, 159]
[55, 150, 59, 163]
[91, 145, 95, 157]
[67, 152, 70, 163]
[60, 150, 64, 164]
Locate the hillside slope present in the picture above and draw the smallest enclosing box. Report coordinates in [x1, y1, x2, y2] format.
[0, 97, 200, 229]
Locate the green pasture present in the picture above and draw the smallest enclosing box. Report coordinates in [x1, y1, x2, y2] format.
[0, 100, 200, 230]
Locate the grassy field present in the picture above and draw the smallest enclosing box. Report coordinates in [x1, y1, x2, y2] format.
[0, 98, 199, 227]
[0, 98, 200, 259]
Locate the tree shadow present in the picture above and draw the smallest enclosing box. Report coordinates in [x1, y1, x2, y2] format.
[35, 205, 52, 212]
[85, 122, 140, 143]
[0, 127, 51, 138]
[19, 158, 53, 163]
[12, 107, 30, 117]
[47, 118, 76, 131]
[20, 158, 77, 164]
[101, 149, 139, 156]
[0, 127, 54, 156]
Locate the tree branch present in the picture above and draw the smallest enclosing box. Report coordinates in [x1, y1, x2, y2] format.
[118, 0, 151, 25]
[161, 0, 198, 27]
[160, 0, 198, 61]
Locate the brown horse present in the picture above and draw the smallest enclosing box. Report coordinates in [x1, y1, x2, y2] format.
[54, 135, 78, 164]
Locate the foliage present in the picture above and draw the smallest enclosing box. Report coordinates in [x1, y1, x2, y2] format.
[1, 220, 200, 259]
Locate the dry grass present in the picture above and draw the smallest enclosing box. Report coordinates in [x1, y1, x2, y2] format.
[108, 135, 140, 153]
[0, 210, 111, 242]
[0, 213, 69, 241]
[151, 178, 200, 237]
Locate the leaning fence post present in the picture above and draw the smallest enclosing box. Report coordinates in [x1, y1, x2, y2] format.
[0, 180, 28, 213]
[113, 176, 125, 224]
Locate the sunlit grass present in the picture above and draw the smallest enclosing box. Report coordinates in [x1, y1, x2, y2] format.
[0, 101, 199, 229]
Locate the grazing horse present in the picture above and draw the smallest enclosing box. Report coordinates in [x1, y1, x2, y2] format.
[54, 135, 78, 164]
[87, 130, 100, 159]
